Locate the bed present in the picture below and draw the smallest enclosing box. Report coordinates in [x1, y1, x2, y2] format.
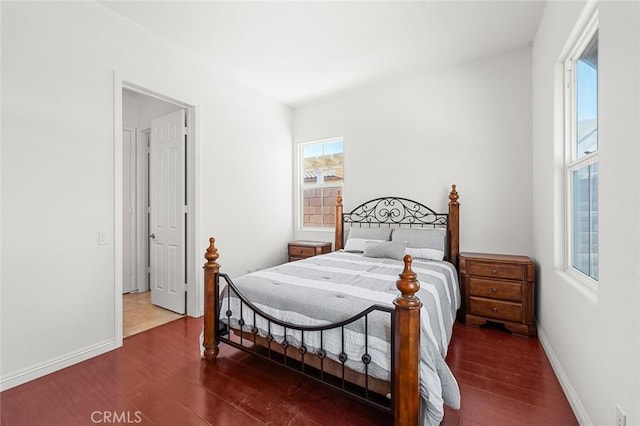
[203, 185, 461, 425]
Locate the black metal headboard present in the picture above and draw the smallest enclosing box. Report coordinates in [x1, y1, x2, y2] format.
[343, 197, 448, 227]
[335, 185, 460, 266]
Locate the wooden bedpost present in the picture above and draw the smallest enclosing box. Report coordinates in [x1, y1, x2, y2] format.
[393, 255, 421, 426]
[448, 184, 460, 268]
[203, 237, 220, 361]
[335, 191, 344, 251]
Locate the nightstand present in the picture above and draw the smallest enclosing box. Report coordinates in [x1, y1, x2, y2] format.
[459, 252, 536, 336]
[288, 241, 332, 262]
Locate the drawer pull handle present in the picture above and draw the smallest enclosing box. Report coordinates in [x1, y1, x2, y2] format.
[491, 269, 498, 274]
[491, 288, 497, 293]
[299, 249, 304, 254]
[492, 307, 498, 313]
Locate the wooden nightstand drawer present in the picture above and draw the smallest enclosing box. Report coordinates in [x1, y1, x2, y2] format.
[287, 241, 332, 262]
[469, 297, 523, 323]
[467, 261, 524, 281]
[288, 245, 316, 258]
[468, 278, 523, 302]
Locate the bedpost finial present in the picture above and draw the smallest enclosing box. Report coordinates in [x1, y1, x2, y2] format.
[336, 190, 342, 206]
[396, 255, 420, 298]
[449, 184, 459, 205]
[204, 237, 220, 270]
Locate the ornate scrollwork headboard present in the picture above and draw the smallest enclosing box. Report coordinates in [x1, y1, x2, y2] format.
[334, 185, 460, 266]
[344, 197, 447, 227]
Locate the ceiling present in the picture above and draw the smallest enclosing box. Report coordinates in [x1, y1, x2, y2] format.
[103, 1, 547, 108]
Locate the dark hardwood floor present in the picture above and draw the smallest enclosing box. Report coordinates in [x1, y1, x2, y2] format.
[443, 323, 577, 426]
[1, 318, 577, 425]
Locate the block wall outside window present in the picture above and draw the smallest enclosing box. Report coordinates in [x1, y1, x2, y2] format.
[303, 187, 340, 228]
[572, 163, 599, 279]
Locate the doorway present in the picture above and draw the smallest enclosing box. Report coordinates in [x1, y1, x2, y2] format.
[122, 87, 190, 337]
[123, 291, 183, 338]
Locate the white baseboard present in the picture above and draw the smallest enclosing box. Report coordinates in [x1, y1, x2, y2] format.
[0, 339, 118, 392]
[537, 323, 591, 425]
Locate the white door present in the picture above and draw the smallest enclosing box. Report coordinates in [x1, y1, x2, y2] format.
[149, 110, 186, 314]
[123, 128, 136, 294]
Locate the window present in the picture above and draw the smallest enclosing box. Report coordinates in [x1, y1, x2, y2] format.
[299, 138, 344, 229]
[565, 15, 598, 282]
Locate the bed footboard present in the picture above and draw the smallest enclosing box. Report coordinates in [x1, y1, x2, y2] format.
[202, 239, 421, 425]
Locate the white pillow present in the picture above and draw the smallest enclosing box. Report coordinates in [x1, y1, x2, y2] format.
[343, 238, 385, 253]
[364, 240, 407, 260]
[405, 247, 445, 261]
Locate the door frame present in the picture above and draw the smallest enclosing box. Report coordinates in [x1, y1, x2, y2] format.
[122, 126, 138, 294]
[113, 71, 200, 346]
[137, 128, 151, 294]
[128, 126, 152, 295]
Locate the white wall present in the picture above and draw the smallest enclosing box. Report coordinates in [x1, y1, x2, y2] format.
[532, 1, 640, 424]
[1, 2, 292, 390]
[122, 89, 182, 130]
[293, 48, 533, 256]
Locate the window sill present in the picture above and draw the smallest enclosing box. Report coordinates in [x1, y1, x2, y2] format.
[555, 269, 598, 305]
